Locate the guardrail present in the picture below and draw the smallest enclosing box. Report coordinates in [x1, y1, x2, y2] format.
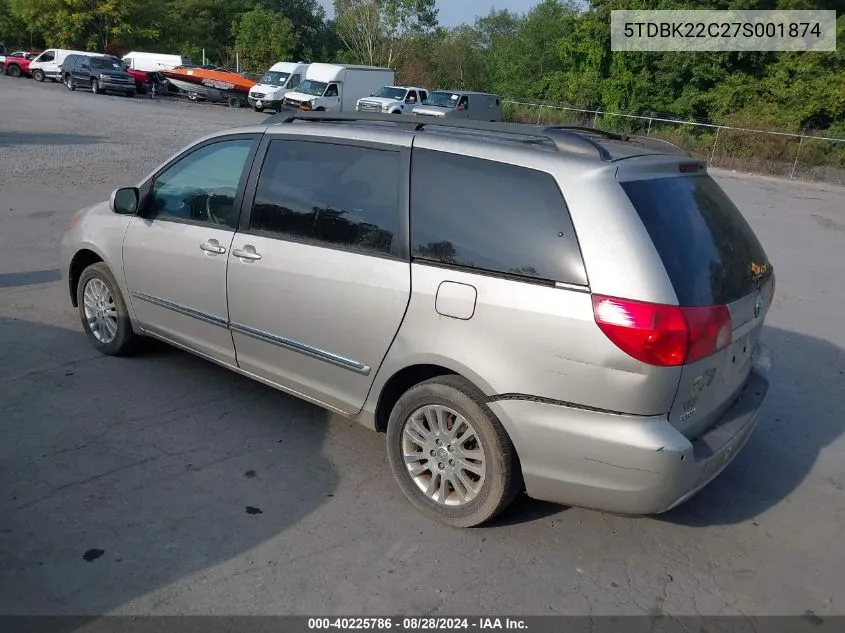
[502, 99, 845, 185]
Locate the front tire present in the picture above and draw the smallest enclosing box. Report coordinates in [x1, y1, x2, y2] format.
[32, 69, 45, 82]
[386, 376, 521, 527]
[76, 263, 139, 356]
[91, 78, 100, 94]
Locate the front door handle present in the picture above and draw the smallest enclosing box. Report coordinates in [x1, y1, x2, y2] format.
[232, 246, 262, 261]
[200, 239, 226, 255]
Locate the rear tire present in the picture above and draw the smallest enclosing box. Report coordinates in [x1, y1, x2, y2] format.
[32, 69, 45, 82]
[386, 375, 521, 528]
[8, 64, 21, 77]
[64, 74, 75, 91]
[76, 263, 140, 357]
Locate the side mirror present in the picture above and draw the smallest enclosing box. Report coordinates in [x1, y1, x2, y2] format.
[110, 187, 139, 215]
[406, 97, 416, 103]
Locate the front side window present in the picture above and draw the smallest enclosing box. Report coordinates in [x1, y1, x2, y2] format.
[410, 150, 587, 285]
[147, 139, 253, 228]
[251, 140, 400, 256]
[39, 51, 55, 62]
[457, 96, 469, 111]
[324, 83, 339, 97]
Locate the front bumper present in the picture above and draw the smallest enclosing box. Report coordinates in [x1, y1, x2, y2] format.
[248, 96, 282, 110]
[101, 79, 135, 94]
[489, 368, 770, 515]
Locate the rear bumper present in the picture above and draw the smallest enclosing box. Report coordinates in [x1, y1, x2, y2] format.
[489, 369, 769, 515]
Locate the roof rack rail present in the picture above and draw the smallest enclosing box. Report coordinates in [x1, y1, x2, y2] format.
[267, 110, 613, 161]
[544, 125, 628, 142]
[266, 111, 692, 160]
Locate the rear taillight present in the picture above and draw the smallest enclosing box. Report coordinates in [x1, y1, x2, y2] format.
[592, 295, 731, 367]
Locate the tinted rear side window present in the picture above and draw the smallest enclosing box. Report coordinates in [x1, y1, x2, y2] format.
[251, 140, 400, 256]
[622, 175, 769, 306]
[410, 149, 587, 285]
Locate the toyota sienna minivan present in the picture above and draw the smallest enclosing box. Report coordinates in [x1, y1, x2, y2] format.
[61, 113, 774, 527]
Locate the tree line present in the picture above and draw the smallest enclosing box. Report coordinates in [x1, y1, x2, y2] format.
[1, 0, 843, 137]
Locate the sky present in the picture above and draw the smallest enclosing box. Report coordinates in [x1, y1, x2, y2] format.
[317, 1, 543, 27]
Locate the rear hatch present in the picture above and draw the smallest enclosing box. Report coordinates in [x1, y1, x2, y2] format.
[621, 172, 774, 439]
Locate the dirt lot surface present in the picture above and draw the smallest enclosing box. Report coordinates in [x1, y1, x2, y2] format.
[1, 75, 844, 617]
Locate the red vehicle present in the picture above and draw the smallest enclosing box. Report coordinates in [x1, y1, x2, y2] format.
[102, 56, 154, 93]
[3, 51, 41, 77]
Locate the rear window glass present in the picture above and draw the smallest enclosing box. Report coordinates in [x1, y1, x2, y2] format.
[622, 175, 769, 307]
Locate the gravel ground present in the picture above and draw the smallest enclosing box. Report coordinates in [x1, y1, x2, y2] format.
[1, 74, 845, 617]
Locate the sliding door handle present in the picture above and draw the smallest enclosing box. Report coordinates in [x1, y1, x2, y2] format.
[232, 247, 262, 261]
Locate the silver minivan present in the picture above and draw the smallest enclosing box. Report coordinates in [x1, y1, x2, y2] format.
[413, 91, 502, 122]
[61, 114, 774, 527]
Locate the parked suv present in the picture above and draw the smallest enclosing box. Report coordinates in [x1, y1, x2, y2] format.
[61, 113, 774, 527]
[62, 54, 135, 96]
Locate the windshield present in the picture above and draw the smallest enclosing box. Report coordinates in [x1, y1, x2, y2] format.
[297, 80, 327, 96]
[260, 71, 290, 87]
[374, 87, 407, 100]
[425, 91, 460, 108]
[91, 58, 123, 71]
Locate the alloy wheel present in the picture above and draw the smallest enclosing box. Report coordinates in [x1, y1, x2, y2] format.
[401, 404, 487, 506]
[83, 278, 118, 344]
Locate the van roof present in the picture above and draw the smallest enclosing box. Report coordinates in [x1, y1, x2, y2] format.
[430, 90, 499, 97]
[309, 63, 392, 72]
[261, 111, 692, 163]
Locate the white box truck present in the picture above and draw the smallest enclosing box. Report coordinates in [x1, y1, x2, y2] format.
[282, 63, 395, 113]
[248, 61, 310, 113]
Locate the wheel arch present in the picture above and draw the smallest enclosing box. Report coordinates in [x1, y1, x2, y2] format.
[370, 356, 498, 433]
[68, 248, 105, 307]
[374, 364, 457, 433]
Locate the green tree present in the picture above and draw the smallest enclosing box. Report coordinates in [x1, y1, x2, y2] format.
[233, 6, 297, 74]
[334, 0, 437, 67]
[0, 0, 29, 47]
[257, 0, 333, 60]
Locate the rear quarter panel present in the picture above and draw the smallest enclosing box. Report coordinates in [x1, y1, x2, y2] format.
[376, 263, 682, 416]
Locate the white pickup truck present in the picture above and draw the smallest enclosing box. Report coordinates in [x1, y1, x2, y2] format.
[356, 86, 429, 115]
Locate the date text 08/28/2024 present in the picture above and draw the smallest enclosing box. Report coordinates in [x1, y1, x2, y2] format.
[307, 618, 528, 630]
